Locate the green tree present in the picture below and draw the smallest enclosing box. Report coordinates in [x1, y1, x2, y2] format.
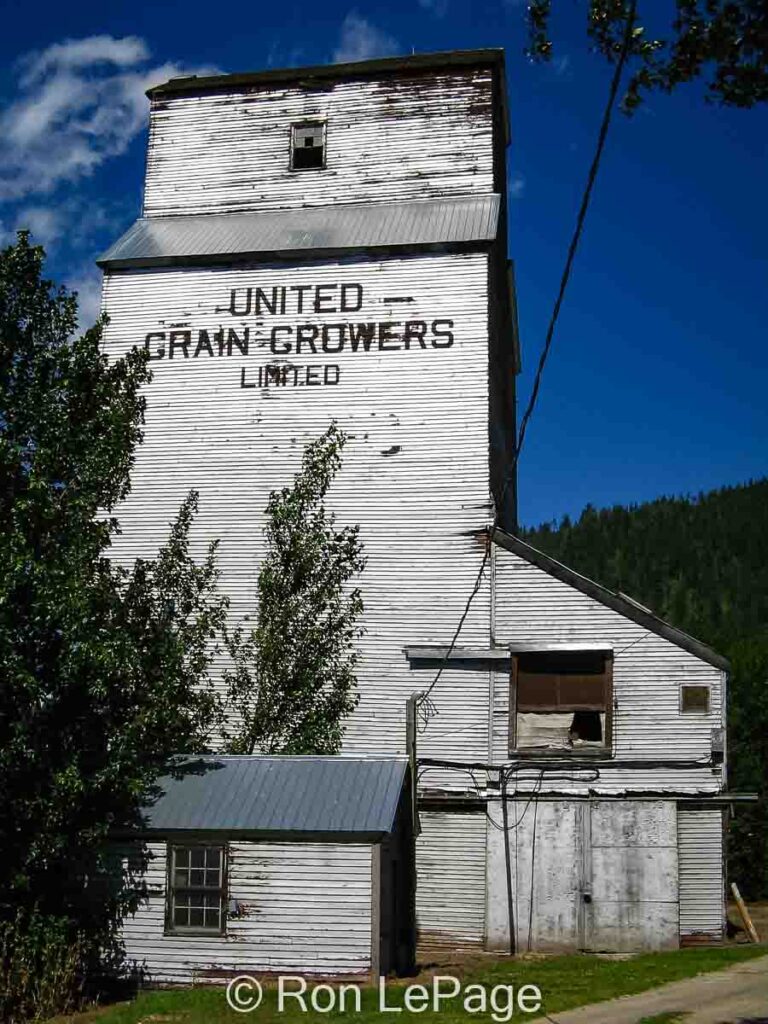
[0, 232, 226, 1007]
[526, 1, 768, 111]
[224, 423, 365, 755]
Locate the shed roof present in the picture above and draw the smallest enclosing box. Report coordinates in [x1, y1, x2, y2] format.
[140, 756, 408, 838]
[97, 194, 500, 270]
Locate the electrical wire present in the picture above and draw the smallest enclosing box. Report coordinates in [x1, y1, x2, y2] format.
[418, 755, 711, 771]
[415, 0, 639, 729]
[614, 630, 651, 657]
[417, 760, 600, 834]
[415, 556, 488, 731]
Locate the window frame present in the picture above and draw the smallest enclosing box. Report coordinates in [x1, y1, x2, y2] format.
[165, 842, 228, 937]
[289, 120, 327, 171]
[680, 683, 711, 715]
[508, 650, 614, 758]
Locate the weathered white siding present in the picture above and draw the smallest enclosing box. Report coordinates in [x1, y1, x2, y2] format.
[101, 251, 492, 768]
[416, 812, 487, 948]
[486, 798, 581, 952]
[143, 69, 494, 217]
[492, 545, 724, 794]
[486, 798, 679, 953]
[122, 841, 373, 982]
[586, 801, 678, 951]
[678, 807, 724, 941]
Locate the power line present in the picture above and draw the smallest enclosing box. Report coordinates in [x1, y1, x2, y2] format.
[416, 2, 638, 728]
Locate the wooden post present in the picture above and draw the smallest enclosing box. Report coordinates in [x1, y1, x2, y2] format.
[731, 882, 761, 943]
[406, 694, 421, 837]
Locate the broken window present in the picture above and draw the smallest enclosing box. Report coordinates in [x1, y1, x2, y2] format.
[681, 684, 710, 713]
[510, 651, 612, 754]
[167, 844, 226, 933]
[291, 121, 325, 170]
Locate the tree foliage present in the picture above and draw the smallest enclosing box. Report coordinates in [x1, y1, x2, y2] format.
[224, 423, 365, 755]
[527, 1, 768, 111]
[523, 478, 768, 898]
[0, 233, 226, 993]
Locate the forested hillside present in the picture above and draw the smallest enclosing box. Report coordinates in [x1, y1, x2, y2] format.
[522, 478, 768, 898]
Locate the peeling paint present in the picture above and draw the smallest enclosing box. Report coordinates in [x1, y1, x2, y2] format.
[122, 841, 374, 983]
[143, 70, 495, 217]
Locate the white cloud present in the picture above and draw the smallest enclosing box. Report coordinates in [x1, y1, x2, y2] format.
[509, 174, 525, 199]
[418, 0, 449, 17]
[2, 197, 132, 261]
[0, 35, 217, 202]
[18, 35, 150, 86]
[332, 12, 400, 64]
[66, 265, 105, 332]
[9, 206, 66, 248]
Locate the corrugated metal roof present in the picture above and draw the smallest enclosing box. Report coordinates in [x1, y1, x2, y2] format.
[141, 756, 408, 835]
[97, 195, 500, 269]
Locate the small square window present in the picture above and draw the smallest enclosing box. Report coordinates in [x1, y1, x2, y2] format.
[167, 844, 226, 934]
[681, 685, 710, 713]
[291, 122, 325, 170]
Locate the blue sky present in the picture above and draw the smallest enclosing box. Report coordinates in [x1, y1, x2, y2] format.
[1, 1, 766, 527]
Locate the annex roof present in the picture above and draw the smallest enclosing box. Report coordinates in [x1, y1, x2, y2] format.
[139, 755, 408, 838]
[494, 531, 730, 672]
[97, 194, 500, 270]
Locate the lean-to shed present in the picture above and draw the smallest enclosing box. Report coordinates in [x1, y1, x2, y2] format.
[118, 756, 415, 983]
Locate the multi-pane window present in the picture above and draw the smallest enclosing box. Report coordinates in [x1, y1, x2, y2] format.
[510, 651, 613, 754]
[168, 845, 225, 933]
[291, 122, 325, 170]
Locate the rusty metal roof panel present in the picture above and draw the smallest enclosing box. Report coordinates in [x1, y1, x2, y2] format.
[97, 195, 500, 269]
[141, 756, 408, 835]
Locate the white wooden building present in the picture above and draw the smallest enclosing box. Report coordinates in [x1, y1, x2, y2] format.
[98, 49, 731, 960]
[118, 756, 415, 982]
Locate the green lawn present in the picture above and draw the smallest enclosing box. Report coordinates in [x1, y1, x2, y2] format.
[53, 946, 765, 1024]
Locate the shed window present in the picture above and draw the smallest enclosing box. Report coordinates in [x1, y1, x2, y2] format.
[681, 684, 710, 713]
[510, 651, 612, 754]
[167, 845, 226, 933]
[291, 122, 325, 170]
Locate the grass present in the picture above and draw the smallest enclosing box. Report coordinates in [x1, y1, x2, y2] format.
[52, 945, 765, 1024]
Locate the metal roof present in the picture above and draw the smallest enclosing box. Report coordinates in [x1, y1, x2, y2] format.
[140, 756, 408, 836]
[97, 195, 500, 269]
[147, 49, 506, 99]
[493, 531, 730, 672]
